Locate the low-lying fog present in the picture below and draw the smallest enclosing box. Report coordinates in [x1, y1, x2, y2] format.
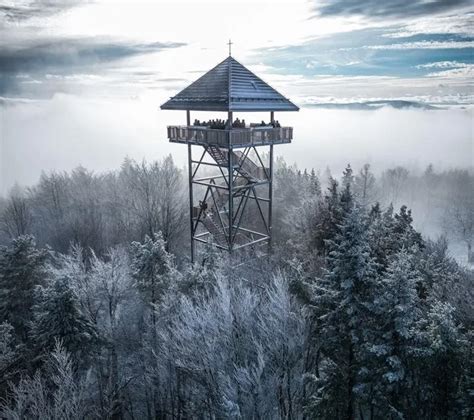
[1, 94, 472, 195]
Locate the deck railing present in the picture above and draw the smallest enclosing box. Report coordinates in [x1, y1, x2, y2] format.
[167, 126, 293, 147]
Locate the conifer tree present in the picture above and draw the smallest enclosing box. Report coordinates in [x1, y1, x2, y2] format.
[31, 276, 98, 367]
[308, 207, 380, 419]
[361, 249, 423, 418]
[130, 232, 175, 309]
[0, 235, 49, 341]
[419, 300, 470, 418]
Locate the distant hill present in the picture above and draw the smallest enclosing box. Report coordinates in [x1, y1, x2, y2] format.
[306, 100, 439, 110]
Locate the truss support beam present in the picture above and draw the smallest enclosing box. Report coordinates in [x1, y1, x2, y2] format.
[188, 140, 274, 263]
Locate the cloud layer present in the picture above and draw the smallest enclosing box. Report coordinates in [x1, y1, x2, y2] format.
[313, 0, 472, 18]
[0, 0, 88, 21]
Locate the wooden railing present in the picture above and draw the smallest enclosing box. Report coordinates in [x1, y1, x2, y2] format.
[167, 126, 293, 147]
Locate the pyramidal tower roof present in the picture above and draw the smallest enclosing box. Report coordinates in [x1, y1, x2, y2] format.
[161, 56, 299, 112]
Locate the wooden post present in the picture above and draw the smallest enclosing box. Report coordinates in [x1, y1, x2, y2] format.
[270, 111, 274, 123]
[186, 109, 191, 126]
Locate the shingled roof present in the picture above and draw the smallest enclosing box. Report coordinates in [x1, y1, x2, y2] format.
[161, 56, 299, 112]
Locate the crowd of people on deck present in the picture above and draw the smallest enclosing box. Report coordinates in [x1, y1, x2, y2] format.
[193, 118, 229, 129]
[192, 118, 281, 129]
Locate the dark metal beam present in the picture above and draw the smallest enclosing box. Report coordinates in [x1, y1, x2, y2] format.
[187, 143, 194, 263]
[268, 144, 274, 254]
[228, 147, 234, 253]
[193, 180, 229, 190]
[252, 186, 270, 235]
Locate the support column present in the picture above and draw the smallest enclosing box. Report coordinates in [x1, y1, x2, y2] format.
[227, 110, 233, 253]
[228, 146, 234, 253]
[186, 109, 194, 262]
[268, 144, 274, 254]
[188, 144, 195, 263]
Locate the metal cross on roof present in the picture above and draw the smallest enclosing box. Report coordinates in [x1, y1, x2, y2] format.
[228, 39, 233, 56]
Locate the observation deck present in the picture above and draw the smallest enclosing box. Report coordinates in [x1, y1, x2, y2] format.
[167, 125, 293, 148]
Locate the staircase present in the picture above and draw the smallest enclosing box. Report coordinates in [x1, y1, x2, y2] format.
[234, 151, 265, 180]
[206, 146, 265, 181]
[207, 146, 228, 167]
[198, 146, 267, 247]
[201, 210, 228, 246]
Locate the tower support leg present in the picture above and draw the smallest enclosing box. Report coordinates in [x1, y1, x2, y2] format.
[188, 143, 195, 263]
[228, 146, 234, 254]
[268, 144, 274, 254]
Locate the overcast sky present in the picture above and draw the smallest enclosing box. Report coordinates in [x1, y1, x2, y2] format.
[0, 0, 473, 193]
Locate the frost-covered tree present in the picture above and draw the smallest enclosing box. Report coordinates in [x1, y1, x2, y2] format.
[0, 235, 49, 341]
[392, 205, 423, 251]
[0, 185, 32, 239]
[119, 157, 186, 251]
[0, 340, 90, 420]
[0, 322, 16, 371]
[360, 249, 424, 418]
[308, 168, 322, 197]
[340, 164, 355, 214]
[31, 276, 98, 367]
[0, 322, 17, 393]
[306, 207, 380, 419]
[54, 245, 101, 324]
[442, 170, 474, 263]
[154, 274, 307, 419]
[180, 242, 223, 297]
[367, 203, 397, 272]
[416, 236, 474, 321]
[305, 172, 354, 257]
[381, 166, 409, 204]
[130, 232, 177, 317]
[368, 204, 424, 275]
[354, 163, 377, 207]
[418, 300, 470, 419]
[89, 247, 135, 418]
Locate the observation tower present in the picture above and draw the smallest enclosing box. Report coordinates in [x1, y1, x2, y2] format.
[161, 48, 298, 262]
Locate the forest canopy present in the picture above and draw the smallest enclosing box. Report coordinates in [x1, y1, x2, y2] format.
[0, 157, 472, 419]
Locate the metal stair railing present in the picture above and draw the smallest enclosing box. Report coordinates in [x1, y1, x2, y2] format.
[207, 146, 229, 167]
[233, 151, 265, 180]
[201, 211, 228, 246]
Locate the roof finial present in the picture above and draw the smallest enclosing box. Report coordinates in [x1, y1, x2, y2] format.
[228, 39, 233, 56]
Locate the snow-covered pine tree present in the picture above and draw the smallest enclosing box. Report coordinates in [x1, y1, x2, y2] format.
[306, 206, 380, 419]
[180, 241, 223, 297]
[130, 232, 176, 315]
[340, 164, 354, 215]
[418, 300, 470, 418]
[0, 322, 17, 391]
[310, 169, 355, 257]
[392, 205, 424, 251]
[0, 235, 49, 342]
[31, 276, 98, 368]
[367, 203, 397, 273]
[309, 168, 322, 197]
[368, 204, 424, 275]
[360, 249, 423, 418]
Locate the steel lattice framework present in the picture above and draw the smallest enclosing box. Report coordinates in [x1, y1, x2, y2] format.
[161, 54, 298, 262]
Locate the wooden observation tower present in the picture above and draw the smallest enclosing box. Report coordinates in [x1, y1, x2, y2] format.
[161, 49, 298, 262]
